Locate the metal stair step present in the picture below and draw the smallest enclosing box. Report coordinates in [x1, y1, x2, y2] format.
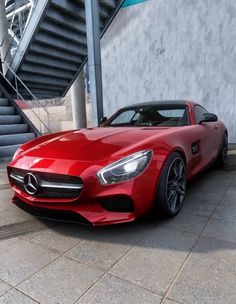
[0, 133, 35, 146]
[0, 124, 28, 135]
[25, 53, 79, 72]
[0, 106, 15, 115]
[0, 144, 21, 159]
[100, 0, 117, 10]
[40, 19, 87, 45]
[34, 31, 87, 56]
[50, 0, 86, 21]
[21, 63, 74, 80]
[0, 115, 22, 125]
[0, 98, 9, 106]
[30, 44, 83, 64]
[45, 9, 87, 35]
[18, 73, 70, 87]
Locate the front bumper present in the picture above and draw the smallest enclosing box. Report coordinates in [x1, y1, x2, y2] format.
[8, 156, 159, 226]
[13, 196, 135, 226]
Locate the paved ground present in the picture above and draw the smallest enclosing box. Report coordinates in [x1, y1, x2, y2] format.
[0, 152, 236, 304]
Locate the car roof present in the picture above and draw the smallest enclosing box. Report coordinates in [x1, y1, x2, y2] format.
[122, 100, 195, 109]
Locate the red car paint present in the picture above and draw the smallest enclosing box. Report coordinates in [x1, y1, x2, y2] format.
[7, 101, 227, 226]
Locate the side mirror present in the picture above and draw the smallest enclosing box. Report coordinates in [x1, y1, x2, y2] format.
[99, 117, 108, 127]
[100, 117, 107, 124]
[199, 113, 218, 124]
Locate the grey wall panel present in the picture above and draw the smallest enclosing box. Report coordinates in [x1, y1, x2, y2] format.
[101, 0, 236, 142]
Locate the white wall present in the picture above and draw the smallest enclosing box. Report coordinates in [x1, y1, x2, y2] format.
[101, 0, 236, 142]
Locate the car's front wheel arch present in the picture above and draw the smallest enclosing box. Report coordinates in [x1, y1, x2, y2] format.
[152, 151, 187, 217]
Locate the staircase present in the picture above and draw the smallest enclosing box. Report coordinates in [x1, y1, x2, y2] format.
[0, 96, 36, 160]
[8, 0, 124, 99]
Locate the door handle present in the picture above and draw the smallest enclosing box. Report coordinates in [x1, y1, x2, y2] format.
[214, 125, 219, 129]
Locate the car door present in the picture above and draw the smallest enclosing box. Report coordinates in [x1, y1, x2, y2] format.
[193, 105, 220, 165]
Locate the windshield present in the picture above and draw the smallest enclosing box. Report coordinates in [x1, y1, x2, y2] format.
[104, 105, 190, 127]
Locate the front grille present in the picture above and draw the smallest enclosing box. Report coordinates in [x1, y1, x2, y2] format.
[8, 168, 83, 199]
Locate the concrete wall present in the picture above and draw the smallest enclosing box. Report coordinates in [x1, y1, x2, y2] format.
[101, 0, 236, 142]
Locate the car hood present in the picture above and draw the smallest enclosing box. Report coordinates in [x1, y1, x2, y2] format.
[20, 127, 173, 162]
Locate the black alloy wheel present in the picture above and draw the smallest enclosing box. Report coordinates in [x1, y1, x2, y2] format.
[217, 132, 228, 167]
[155, 152, 187, 217]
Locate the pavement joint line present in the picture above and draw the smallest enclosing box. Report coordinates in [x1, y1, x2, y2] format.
[0, 286, 15, 299]
[160, 181, 233, 303]
[13, 232, 114, 300]
[164, 297, 185, 304]
[0, 209, 212, 302]
[30, 237, 86, 256]
[107, 272, 164, 297]
[71, 226, 155, 304]
[15, 234, 151, 304]
[13, 287, 41, 303]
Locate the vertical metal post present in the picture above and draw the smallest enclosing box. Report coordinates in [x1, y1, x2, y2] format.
[0, 0, 12, 75]
[84, 0, 103, 126]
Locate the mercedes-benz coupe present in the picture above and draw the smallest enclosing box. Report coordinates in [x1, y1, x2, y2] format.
[7, 101, 228, 226]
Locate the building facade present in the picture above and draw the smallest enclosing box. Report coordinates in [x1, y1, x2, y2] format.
[101, 0, 236, 142]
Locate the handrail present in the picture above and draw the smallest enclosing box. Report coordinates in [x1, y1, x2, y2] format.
[1, 0, 50, 135]
[3, 0, 36, 58]
[0, 62, 50, 134]
[5, 62, 49, 114]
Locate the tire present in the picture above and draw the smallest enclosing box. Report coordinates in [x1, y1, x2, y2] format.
[155, 152, 187, 217]
[216, 132, 228, 168]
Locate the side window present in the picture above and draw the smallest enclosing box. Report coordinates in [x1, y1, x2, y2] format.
[110, 110, 136, 125]
[194, 105, 208, 124]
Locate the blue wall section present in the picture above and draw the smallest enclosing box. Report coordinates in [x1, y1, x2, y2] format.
[122, 0, 148, 8]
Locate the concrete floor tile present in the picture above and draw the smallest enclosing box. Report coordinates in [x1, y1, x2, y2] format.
[109, 227, 197, 295]
[182, 196, 219, 217]
[0, 237, 18, 256]
[66, 240, 134, 271]
[0, 280, 11, 297]
[0, 289, 38, 304]
[224, 186, 236, 200]
[31, 224, 84, 253]
[0, 162, 9, 171]
[185, 186, 225, 201]
[186, 237, 236, 272]
[18, 256, 104, 304]
[0, 239, 58, 286]
[168, 237, 236, 304]
[0, 189, 13, 211]
[163, 299, 182, 304]
[76, 274, 162, 304]
[19, 221, 56, 241]
[203, 217, 236, 243]
[0, 172, 8, 186]
[66, 223, 148, 270]
[159, 211, 208, 235]
[213, 200, 236, 222]
[0, 207, 35, 227]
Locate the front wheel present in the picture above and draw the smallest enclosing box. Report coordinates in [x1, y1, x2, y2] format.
[155, 152, 187, 217]
[216, 132, 228, 167]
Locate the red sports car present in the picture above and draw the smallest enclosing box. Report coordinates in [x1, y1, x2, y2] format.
[7, 101, 228, 226]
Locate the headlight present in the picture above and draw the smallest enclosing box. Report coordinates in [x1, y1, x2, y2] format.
[12, 147, 22, 160]
[97, 150, 152, 185]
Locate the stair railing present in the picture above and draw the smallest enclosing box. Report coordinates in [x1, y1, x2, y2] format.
[4, 0, 36, 57]
[0, 60, 50, 134]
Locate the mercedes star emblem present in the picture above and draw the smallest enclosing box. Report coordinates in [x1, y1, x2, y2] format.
[23, 173, 39, 195]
